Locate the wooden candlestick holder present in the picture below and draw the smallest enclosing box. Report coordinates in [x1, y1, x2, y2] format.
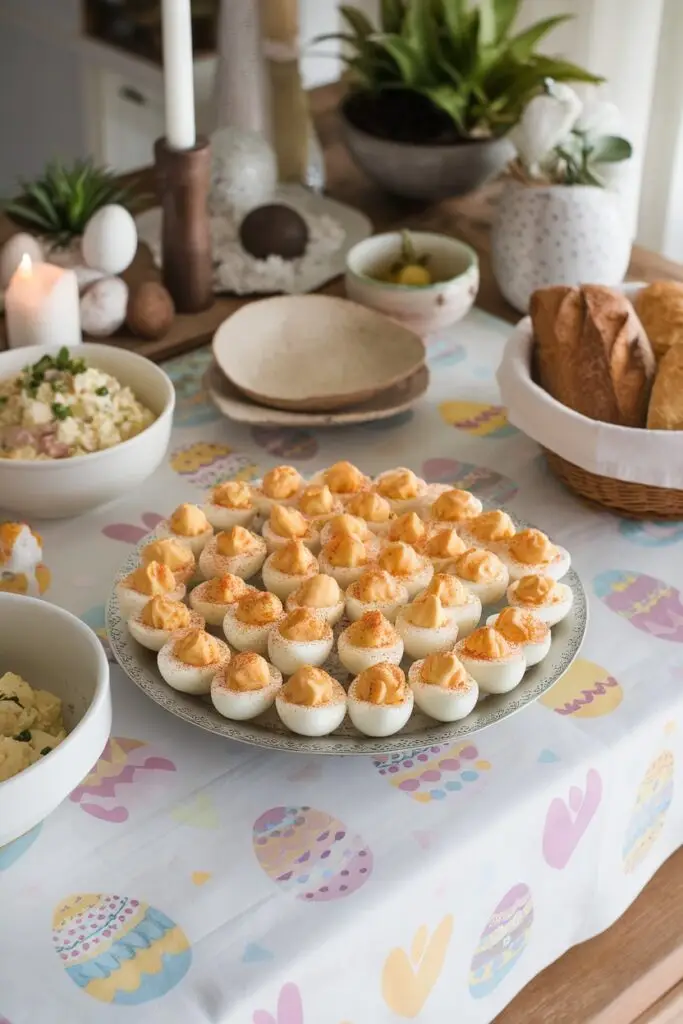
[154, 136, 213, 314]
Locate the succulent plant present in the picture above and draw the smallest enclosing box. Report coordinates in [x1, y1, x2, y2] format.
[2, 159, 139, 247]
[316, 0, 602, 140]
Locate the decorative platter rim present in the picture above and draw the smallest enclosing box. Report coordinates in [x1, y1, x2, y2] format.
[106, 496, 588, 755]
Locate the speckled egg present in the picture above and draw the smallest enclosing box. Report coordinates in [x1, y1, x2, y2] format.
[539, 658, 622, 718]
[52, 893, 192, 1004]
[622, 751, 675, 874]
[594, 570, 683, 642]
[252, 805, 372, 901]
[373, 743, 492, 803]
[468, 883, 534, 998]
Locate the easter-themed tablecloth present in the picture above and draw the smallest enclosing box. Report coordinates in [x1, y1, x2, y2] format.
[2, 308, 683, 1024]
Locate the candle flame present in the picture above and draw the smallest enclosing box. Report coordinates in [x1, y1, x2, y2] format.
[18, 253, 33, 276]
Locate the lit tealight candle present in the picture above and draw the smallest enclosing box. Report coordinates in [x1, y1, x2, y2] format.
[5, 254, 81, 350]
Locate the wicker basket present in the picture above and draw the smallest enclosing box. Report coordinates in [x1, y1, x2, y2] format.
[543, 450, 683, 520]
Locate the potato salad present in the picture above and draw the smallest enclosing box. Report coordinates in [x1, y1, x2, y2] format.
[0, 671, 67, 783]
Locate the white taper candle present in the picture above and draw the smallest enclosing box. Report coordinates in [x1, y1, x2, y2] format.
[161, 0, 197, 150]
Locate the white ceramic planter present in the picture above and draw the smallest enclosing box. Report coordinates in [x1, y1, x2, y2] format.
[491, 180, 632, 313]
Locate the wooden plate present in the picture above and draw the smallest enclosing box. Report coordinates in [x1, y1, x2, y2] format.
[204, 360, 430, 427]
[212, 294, 426, 412]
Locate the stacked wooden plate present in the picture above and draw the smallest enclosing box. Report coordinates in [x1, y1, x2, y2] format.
[207, 295, 429, 428]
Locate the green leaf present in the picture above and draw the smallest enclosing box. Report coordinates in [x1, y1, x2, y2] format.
[529, 55, 604, 85]
[371, 33, 422, 85]
[25, 184, 59, 227]
[311, 32, 359, 46]
[421, 84, 467, 132]
[3, 201, 53, 231]
[588, 135, 633, 163]
[404, 0, 443, 80]
[441, 0, 468, 40]
[381, 0, 406, 34]
[340, 5, 375, 40]
[490, 0, 522, 41]
[508, 15, 572, 59]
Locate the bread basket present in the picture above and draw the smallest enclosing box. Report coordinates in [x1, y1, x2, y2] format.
[496, 284, 683, 519]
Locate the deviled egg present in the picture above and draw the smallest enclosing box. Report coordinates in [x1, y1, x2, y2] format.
[157, 628, 230, 695]
[211, 652, 282, 721]
[345, 568, 409, 623]
[128, 595, 204, 652]
[285, 574, 345, 626]
[449, 548, 509, 606]
[140, 537, 196, 586]
[275, 666, 347, 737]
[395, 594, 460, 659]
[348, 663, 414, 737]
[459, 509, 516, 553]
[202, 480, 257, 531]
[312, 461, 371, 501]
[223, 590, 285, 654]
[337, 610, 404, 675]
[387, 511, 427, 548]
[408, 652, 479, 722]
[486, 606, 551, 668]
[297, 484, 343, 521]
[455, 627, 525, 694]
[189, 573, 254, 626]
[262, 504, 320, 553]
[507, 574, 573, 627]
[115, 561, 186, 619]
[267, 608, 334, 675]
[345, 490, 395, 535]
[416, 573, 482, 637]
[319, 513, 379, 554]
[261, 540, 319, 600]
[501, 529, 571, 582]
[318, 535, 372, 589]
[373, 467, 428, 514]
[199, 526, 267, 581]
[429, 489, 483, 525]
[422, 526, 467, 572]
[158, 503, 214, 556]
[255, 465, 304, 512]
[377, 542, 434, 598]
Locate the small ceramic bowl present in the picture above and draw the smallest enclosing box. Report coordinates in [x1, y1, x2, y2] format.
[345, 231, 479, 336]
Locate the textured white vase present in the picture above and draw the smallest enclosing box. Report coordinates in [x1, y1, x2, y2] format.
[491, 180, 632, 313]
[212, 0, 271, 139]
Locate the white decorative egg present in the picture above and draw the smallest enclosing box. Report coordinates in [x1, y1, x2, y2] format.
[0, 233, 44, 288]
[80, 277, 129, 337]
[82, 204, 138, 275]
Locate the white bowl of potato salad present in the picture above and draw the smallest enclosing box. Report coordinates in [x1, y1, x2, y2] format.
[0, 592, 111, 846]
[0, 343, 174, 518]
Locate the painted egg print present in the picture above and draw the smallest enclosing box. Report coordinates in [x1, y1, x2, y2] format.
[0, 823, 42, 871]
[539, 659, 622, 718]
[469, 884, 534, 999]
[373, 743, 492, 803]
[52, 893, 192, 1005]
[69, 737, 176, 823]
[426, 338, 466, 368]
[439, 400, 518, 438]
[251, 426, 318, 460]
[169, 442, 259, 489]
[622, 751, 674, 874]
[422, 458, 518, 505]
[252, 805, 372, 901]
[619, 520, 683, 548]
[165, 348, 220, 427]
[594, 571, 683, 642]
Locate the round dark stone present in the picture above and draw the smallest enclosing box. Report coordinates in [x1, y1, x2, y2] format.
[239, 204, 309, 261]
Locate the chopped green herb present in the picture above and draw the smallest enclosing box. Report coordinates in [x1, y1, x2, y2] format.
[14, 730, 31, 742]
[0, 694, 22, 707]
[95, 386, 109, 396]
[0, 396, 8, 406]
[40, 746, 52, 756]
[55, 346, 70, 370]
[51, 402, 73, 420]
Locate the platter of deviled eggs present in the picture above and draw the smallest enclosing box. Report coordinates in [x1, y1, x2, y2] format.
[106, 463, 587, 754]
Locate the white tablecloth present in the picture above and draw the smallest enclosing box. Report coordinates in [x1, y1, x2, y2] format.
[2, 308, 683, 1024]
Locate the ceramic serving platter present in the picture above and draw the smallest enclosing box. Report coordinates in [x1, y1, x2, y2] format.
[106, 517, 588, 756]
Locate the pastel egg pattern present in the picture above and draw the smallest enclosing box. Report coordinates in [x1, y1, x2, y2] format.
[251, 426, 319, 460]
[538, 659, 623, 718]
[618, 520, 683, 548]
[468, 884, 534, 999]
[622, 751, 675, 874]
[169, 442, 260, 489]
[0, 824, 42, 871]
[373, 743, 492, 803]
[426, 338, 467, 368]
[69, 737, 177, 823]
[252, 805, 372, 901]
[165, 349, 221, 428]
[422, 459, 518, 505]
[52, 893, 192, 1005]
[439, 401, 518, 439]
[594, 571, 683, 643]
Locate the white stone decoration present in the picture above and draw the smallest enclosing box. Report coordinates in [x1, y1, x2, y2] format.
[209, 126, 278, 220]
[79, 276, 129, 337]
[82, 204, 138, 275]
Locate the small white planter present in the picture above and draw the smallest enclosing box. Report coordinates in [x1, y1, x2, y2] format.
[491, 179, 632, 313]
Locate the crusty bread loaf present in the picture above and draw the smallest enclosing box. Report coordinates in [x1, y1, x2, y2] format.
[530, 285, 656, 428]
[647, 343, 683, 430]
[635, 280, 683, 361]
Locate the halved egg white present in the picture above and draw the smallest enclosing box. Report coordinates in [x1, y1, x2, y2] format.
[344, 580, 409, 623]
[319, 520, 381, 556]
[506, 580, 573, 627]
[261, 553, 320, 600]
[501, 546, 572, 583]
[458, 520, 517, 555]
[201, 500, 257, 532]
[211, 661, 283, 721]
[309, 466, 372, 502]
[157, 634, 231, 695]
[485, 610, 551, 668]
[413, 586, 482, 637]
[198, 533, 267, 581]
[317, 550, 373, 590]
[275, 683, 347, 737]
[347, 677, 414, 737]
[379, 555, 434, 600]
[128, 609, 205, 652]
[155, 522, 214, 557]
[262, 519, 321, 555]
[428, 491, 484, 526]
[447, 565, 509, 607]
[372, 469, 429, 515]
[222, 603, 285, 656]
[267, 622, 334, 675]
[253, 471, 305, 514]
[285, 591, 345, 627]
[454, 639, 526, 695]
[115, 580, 187, 620]
[408, 660, 479, 722]
[394, 608, 460, 660]
[337, 631, 404, 676]
[189, 579, 257, 626]
[140, 541, 197, 586]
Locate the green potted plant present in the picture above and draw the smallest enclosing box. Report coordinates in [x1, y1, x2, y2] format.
[315, 0, 602, 200]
